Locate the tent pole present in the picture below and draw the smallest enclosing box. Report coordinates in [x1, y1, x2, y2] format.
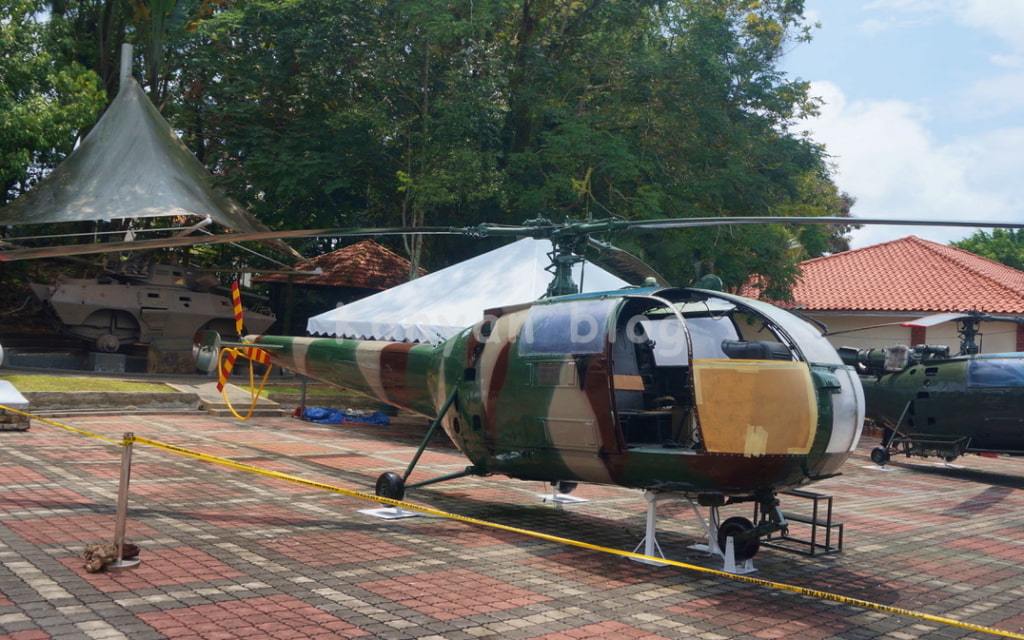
[120, 44, 133, 86]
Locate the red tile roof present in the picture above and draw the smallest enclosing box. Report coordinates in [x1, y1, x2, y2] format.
[256, 239, 424, 289]
[767, 236, 1024, 314]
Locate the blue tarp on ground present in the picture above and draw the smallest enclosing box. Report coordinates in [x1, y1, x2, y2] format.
[302, 407, 390, 425]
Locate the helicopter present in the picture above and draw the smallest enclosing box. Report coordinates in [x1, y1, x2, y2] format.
[14, 214, 1024, 562]
[837, 311, 1024, 466]
[184, 216, 886, 564]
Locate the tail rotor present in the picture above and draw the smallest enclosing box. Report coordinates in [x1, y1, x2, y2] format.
[194, 282, 277, 420]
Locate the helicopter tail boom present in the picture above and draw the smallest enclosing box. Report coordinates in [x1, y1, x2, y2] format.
[251, 335, 441, 416]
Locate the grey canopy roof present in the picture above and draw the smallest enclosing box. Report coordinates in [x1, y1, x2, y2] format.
[0, 77, 267, 233]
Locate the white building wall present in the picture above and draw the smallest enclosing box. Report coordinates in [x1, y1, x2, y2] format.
[804, 313, 1019, 356]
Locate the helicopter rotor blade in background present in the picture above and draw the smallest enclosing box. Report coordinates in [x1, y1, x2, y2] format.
[899, 312, 977, 328]
[618, 216, 1024, 232]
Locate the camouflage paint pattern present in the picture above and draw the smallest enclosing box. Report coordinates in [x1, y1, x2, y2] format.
[252, 286, 864, 500]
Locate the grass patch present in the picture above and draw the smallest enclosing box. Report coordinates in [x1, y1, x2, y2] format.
[0, 375, 173, 393]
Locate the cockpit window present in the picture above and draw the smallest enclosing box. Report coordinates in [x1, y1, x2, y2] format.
[519, 299, 616, 355]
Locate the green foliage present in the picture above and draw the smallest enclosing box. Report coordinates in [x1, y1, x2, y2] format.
[952, 229, 1024, 272]
[4, 0, 852, 295]
[0, 0, 106, 203]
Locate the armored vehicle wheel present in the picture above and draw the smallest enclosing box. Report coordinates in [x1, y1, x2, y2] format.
[717, 516, 759, 561]
[870, 446, 891, 465]
[96, 334, 121, 353]
[375, 472, 405, 502]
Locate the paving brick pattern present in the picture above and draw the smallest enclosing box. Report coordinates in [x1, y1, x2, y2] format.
[2, 413, 1024, 639]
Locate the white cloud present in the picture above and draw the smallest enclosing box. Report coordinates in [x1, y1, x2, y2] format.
[959, 0, 1024, 53]
[960, 71, 1024, 118]
[805, 81, 1019, 248]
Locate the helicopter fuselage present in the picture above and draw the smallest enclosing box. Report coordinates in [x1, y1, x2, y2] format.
[856, 352, 1024, 458]
[252, 286, 864, 502]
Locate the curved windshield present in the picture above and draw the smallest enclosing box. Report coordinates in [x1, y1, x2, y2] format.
[701, 291, 842, 365]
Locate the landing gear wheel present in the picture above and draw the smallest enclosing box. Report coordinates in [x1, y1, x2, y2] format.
[717, 516, 760, 561]
[375, 472, 406, 502]
[553, 481, 577, 495]
[870, 446, 891, 465]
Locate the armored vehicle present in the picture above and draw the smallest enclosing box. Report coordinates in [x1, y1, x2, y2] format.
[30, 261, 276, 353]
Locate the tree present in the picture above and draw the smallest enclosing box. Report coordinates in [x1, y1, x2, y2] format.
[0, 0, 107, 205]
[952, 229, 1024, 272]
[3, 0, 853, 289]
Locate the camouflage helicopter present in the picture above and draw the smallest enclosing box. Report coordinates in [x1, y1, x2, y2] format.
[837, 311, 1024, 466]
[11, 214, 1024, 562]
[182, 215, 933, 563]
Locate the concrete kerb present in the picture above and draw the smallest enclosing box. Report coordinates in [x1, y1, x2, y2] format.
[22, 390, 202, 414]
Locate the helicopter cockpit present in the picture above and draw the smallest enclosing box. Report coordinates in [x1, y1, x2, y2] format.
[509, 287, 855, 458]
[604, 290, 808, 450]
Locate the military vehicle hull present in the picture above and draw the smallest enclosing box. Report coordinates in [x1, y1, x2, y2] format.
[31, 263, 276, 352]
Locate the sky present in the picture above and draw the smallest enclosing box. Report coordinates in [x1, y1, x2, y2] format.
[783, 0, 1024, 249]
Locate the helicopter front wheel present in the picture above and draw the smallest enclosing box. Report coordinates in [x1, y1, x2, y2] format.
[375, 472, 406, 502]
[717, 516, 760, 561]
[870, 446, 891, 466]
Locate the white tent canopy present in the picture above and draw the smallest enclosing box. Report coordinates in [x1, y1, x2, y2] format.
[306, 238, 629, 343]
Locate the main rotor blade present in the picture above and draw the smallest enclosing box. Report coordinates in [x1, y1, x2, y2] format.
[0, 226, 461, 261]
[583, 238, 670, 286]
[5, 215, 1023, 262]
[899, 312, 976, 328]
[622, 216, 1024, 231]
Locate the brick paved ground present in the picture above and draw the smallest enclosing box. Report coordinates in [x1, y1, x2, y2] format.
[2, 410, 1024, 639]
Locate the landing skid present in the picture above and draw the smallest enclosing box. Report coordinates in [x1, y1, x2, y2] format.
[631, 490, 756, 574]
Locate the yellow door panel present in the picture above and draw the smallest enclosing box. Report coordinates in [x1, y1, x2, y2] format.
[693, 360, 817, 456]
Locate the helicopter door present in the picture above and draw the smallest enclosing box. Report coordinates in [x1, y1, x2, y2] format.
[517, 299, 620, 480]
[684, 305, 818, 456]
[692, 360, 817, 455]
[611, 297, 695, 448]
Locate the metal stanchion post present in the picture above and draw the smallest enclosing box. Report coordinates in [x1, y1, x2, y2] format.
[107, 432, 140, 571]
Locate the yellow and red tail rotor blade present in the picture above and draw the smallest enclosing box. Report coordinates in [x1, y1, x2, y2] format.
[217, 349, 238, 392]
[231, 281, 245, 336]
[245, 346, 272, 365]
[216, 282, 272, 392]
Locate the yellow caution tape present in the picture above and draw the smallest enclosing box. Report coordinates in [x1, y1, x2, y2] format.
[0, 404, 123, 445]
[7, 405, 1024, 639]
